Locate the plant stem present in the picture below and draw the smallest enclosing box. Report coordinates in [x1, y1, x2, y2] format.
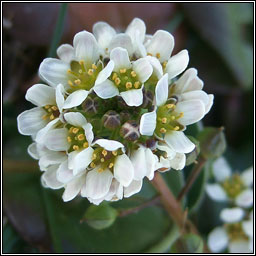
[177, 156, 207, 202]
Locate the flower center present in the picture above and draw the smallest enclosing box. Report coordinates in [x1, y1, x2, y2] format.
[67, 60, 102, 92]
[90, 147, 122, 172]
[221, 174, 245, 198]
[66, 125, 89, 152]
[42, 105, 60, 121]
[155, 102, 184, 137]
[110, 68, 141, 92]
[225, 222, 248, 241]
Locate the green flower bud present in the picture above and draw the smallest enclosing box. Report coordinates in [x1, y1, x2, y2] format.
[185, 136, 200, 166]
[102, 110, 121, 130]
[120, 120, 140, 141]
[82, 203, 118, 230]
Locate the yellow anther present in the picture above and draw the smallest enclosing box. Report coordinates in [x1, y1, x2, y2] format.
[72, 128, 79, 134]
[120, 68, 127, 74]
[97, 168, 104, 173]
[79, 60, 85, 66]
[160, 128, 167, 134]
[68, 80, 74, 87]
[67, 69, 72, 74]
[166, 104, 175, 109]
[173, 126, 179, 131]
[115, 77, 121, 85]
[147, 53, 153, 56]
[109, 163, 114, 168]
[112, 73, 117, 80]
[83, 142, 89, 148]
[100, 158, 105, 162]
[179, 112, 184, 118]
[126, 82, 132, 89]
[78, 69, 83, 74]
[162, 61, 167, 69]
[90, 162, 96, 168]
[92, 63, 97, 70]
[47, 108, 52, 112]
[170, 116, 176, 120]
[67, 136, 72, 143]
[78, 134, 85, 141]
[102, 149, 107, 157]
[44, 105, 50, 109]
[49, 114, 55, 120]
[73, 145, 80, 151]
[92, 153, 97, 160]
[134, 81, 140, 89]
[51, 106, 58, 111]
[156, 53, 161, 59]
[74, 79, 81, 85]
[161, 117, 167, 124]
[112, 151, 117, 156]
[87, 69, 94, 75]
[42, 114, 48, 120]
[131, 71, 137, 77]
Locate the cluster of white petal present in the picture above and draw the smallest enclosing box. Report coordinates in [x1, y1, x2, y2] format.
[17, 18, 213, 205]
[206, 157, 253, 253]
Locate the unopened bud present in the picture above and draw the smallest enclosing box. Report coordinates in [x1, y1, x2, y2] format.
[119, 110, 132, 123]
[120, 120, 140, 141]
[102, 110, 121, 130]
[82, 96, 99, 115]
[146, 138, 157, 150]
[142, 90, 154, 108]
[185, 136, 200, 166]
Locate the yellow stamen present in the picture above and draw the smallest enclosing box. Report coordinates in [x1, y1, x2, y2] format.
[102, 149, 107, 157]
[160, 128, 167, 133]
[42, 114, 48, 120]
[79, 60, 85, 66]
[78, 134, 85, 141]
[44, 105, 50, 109]
[69, 127, 74, 133]
[47, 108, 52, 112]
[134, 81, 140, 89]
[90, 162, 96, 168]
[68, 80, 74, 87]
[131, 71, 137, 77]
[112, 151, 117, 156]
[126, 82, 132, 89]
[87, 69, 93, 75]
[173, 126, 179, 131]
[161, 117, 167, 124]
[73, 145, 79, 151]
[179, 112, 184, 118]
[167, 104, 175, 109]
[115, 77, 121, 85]
[147, 53, 153, 56]
[83, 142, 89, 148]
[97, 168, 104, 173]
[51, 106, 58, 111]
[92, 63, 97, 70]
[72, 128, 79, 134]
[112, 73, 117, 80]
[74, 79, 81, 85]
[67, 69, 72, 74]
[109, 163, 114, 168]
[78, 69, 83, 74]
[49, 114, 55, 120]
[92, 153, 97, 160]
[120, 68, 127, 74]
[100, 158, 105, 162]
[156, 53, 161, 59]
[67, 136, 72, 143]
[170, 116, 176, 120]
[162, 61, 167, 69]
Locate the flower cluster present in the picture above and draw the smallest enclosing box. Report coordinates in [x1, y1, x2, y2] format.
[207, 157, 253, 253]
[17, 18, 213, 205]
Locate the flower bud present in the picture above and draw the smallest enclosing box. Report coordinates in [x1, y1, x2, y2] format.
[120, 120, 140, 141]
[142, 89, 154, 108]
[82, 96, 99, 115]
[146, 138, 157, 150]
[102, 110, 121, 130]
[119, 110, 132, 123]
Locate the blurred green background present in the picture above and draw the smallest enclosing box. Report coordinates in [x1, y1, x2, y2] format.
[3, 3, 253, 253]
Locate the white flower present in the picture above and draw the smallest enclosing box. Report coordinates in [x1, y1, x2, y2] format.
[208, 208, 253, 253]
[206, 157, 253, 208]
[93, 47, 153, 106]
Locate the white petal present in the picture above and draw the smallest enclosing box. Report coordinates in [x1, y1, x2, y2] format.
[44, 128, 69, 151]
[165, 50, 189, 81]
[95, 60, 114, 85]
[241, 166, 253, 187]
[73, 147, 94, 175]
[131, 148, 147, 180]
[145, 148, 158, 180]
[126, 18, 146, 43]
[68, 150, 78, 170]
[178, 90, 209, 107]
[35, 118, 59, 144]
[169, 153, 186, 170]
[205, 94, 214, 114]
[144, 34, 153, 46]
[106, 179, 123, 201]
[157, 143, 176, 159]
[139, 111, 156, 136]
[109, 33, 134, 56]
[207, 227, 228, 253]
[55, 84, 65, 112]
[235, 189, 253, 208]
[41, 165, 64, 189]
[87, 196, 105, 205]
[146, 30, 174, 62]
[155, 73, 169, 106]
[124, 180, 143, 198]
[220, 207, 245, 223]
[242, 220, 253, 238]
[146, 56, 163, 79]
[113, 154, 134, 187]
[82, 168, 113, 200]
[27, 143, 39, 160]
[120, 88, 143, 107]
[93, 21, 116, 50]
[17, 107, 47, 136]
[57, 44, 75, 63]
[165, 131, 195, 154]
[156, 156, 171, 171]
[63, 90, 89, 109]
[25, 84, 55, 107]
[212, 157, 232, 182]
[56, 160, 74, 183]
[175, 99, 206, 126]
[82, 123, 94, 145]
[228, 240, 251, 253]
[73, 31, 99, 64]
[132, 58, 153, 83]
[62, 174, 86, 202]
[92, 139, 124, 151]
[110, 47, 132, 71]
[39, 58, 69, 87]
[94, 79, 119, 99]
[39, 150, 67, 169]
[206, 183, 227, 201]
[64, 112, 87, 127]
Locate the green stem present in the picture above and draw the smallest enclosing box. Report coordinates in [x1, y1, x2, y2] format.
[48, 3, 68, 58]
